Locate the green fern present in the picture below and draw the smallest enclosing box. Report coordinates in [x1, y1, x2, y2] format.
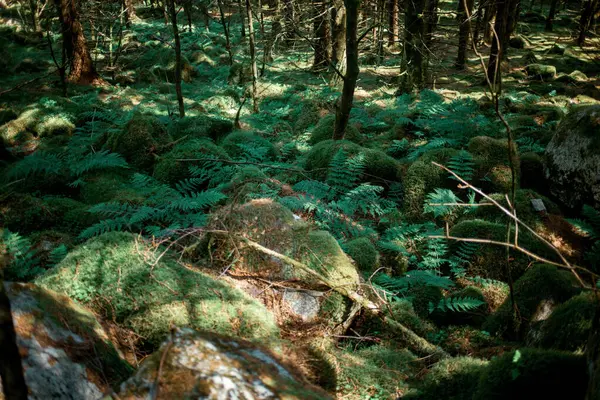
[447, 150, 475, 182]
[428, 296, 486, 314]
[2, 230, 42, 281]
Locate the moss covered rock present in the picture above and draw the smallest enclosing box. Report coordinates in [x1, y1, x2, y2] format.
[36, 232, 280, 348]
[308, 114, 362, 145]
[410, 285, 444, 319]
[437, 286, 489, 327]
[473, 348, 587, 400]
[519, 152, 545, 192]
[5, 282, 133, 396]
[525, 64, 557, 80]
[468, 136, 520, 193]
[415, 356, 488, 400]
[483, 264, 580, 339]
[305, 139, 401, 182]
[106, 115, 171, 172]
[221, 131, 278, 161]
[170, 114, 233, 142]
[113, 328, 330, 400]
[79, 172, 144, 205]
[343, 237, 379, 272]
[544, 105, 600, 210]
[450, 219, 558, 281]
[153, 138, 230, 185]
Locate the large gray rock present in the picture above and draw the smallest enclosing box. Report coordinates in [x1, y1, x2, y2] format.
[545, 106, 600, 210]
[0, 282, 132, 399]
[112, 328, 331, 399]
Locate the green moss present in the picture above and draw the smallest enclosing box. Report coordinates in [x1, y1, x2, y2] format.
[344, 237, 379, 272]
[410, 285, 444, 319]
[388, 299, 437, 337]
[105, 115, 171, 171]
[536, 292, 595, 351]
[473, 348, 587, 400]
[170, 115, 233, 142]
[417, 356, 488, 400]
[28, 230, 74, 269]
[304, 139, 401, 182]
[293, 101, 321, 134]
[221, 131, 278, 161]
[450, 219, 556, 281]
[436, 286, 488, 327]
[553, 105, 600, 149]
[483, 264, 580, 339]
[153, 138, 230, 185]
[318, 292, 349, 325]
[79, 172, 144, 205]
[525, 64, 557, 80]
[468, 136, 520, 193]
[308, 115, 362, 145]
[36, 232, 280, 348]
[440, 326, 499, 356]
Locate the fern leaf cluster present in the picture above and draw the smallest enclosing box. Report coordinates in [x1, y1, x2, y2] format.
[428, 296, 486, 314]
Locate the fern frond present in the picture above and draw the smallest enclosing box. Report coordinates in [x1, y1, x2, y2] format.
[71, 150, 129, 176]
[429, 296, 486, 314]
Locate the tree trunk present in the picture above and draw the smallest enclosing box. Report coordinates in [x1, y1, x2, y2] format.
[388, 0, 399, 46]
[398, 0, 427, 93]
[184, 0, 193, 31]
[265, 0, 281, 63]
[0, 272, 28, 400]
[313, 0, 332, 70]
[334, 0, 360, 140]
[482, 0, 496, 44]
[487, 0, 510, 92]
[331, 0, 347, 68]
[29, 0, 41, 33]
[167, 0, 185, 117]
[283, 0, 295, 44]
[54, 0, 100, 85]
[456, 0, 475, 69]
[545, 0, 559, 31]
[246, 0, 259, 112]
[238, 0, 246, 37]
[217, 0, 234, 65]
[473, 0, 485, 44]
[123, 0, 136, 27]
[578, 0, 598, 45]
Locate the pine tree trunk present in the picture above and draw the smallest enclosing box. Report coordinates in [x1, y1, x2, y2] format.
[29, 0, 41, 33]
[482, 1, 495, 44]
[246, 0, 259, 112]
[0, 277, 28, 400]
[332, 0, 347, 68]
[487, 0, 510, 92]
[167, 0, 185, 117]
[184, 0, 193, 31]
[54, 0, 100, 85]
[283, 0, 295, 44]
[313, 0, 332, 70]
[217, 0, 234, 65]
[399, 0, 427, 93]
[473, 0, 484, 44]
[334, 0, 360, 140]
[266, 0, 281, 62]
[578, 0, 598, 45]
[456, 0, 475, 69]
[239, 0, 246, 37]
[545, 0, 559, 31]
[388, 0, 399, 46]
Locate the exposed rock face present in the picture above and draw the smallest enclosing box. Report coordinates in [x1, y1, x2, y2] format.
[113, 328, 331, 400]
[0, 282, 132, 399]
[544, 105, 600, 210]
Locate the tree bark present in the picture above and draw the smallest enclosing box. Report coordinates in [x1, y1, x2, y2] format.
[313, 0, 332, 70]
[487, 0, 510, 92]
[238, 0, 246, 37]
[473, 0, 485, 44]
[333, 0, 360, 140]
[29, 0, 41, 33]
[123, 0, 136, 27]
[283, 0, 295, 44]
[545, 0, 559, 31]
[217, 0, 234, 65]
[578, 0, 599, 45]
[482, 0, 496, 44]
[54, 0, 100, 85]
[456, 0, 475, 69]
[183, 0, 193, 31]
[331, 0, 347, 68]
[167, 0, 185, 117]
[265, 0, 282, 63]
[388, 0, 399, 46]
[398, 0, 427, 93]
[246, 0, 259, 112]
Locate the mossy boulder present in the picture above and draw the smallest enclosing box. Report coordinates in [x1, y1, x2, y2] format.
[544, 105, 600, 210]
[519, 152, 545, 193]
[509, 35, 528, 49]
[221, 131, 278, 161]
[293, 101, 322, 134]
[36, 232, 280, 348]
[409, 285, 444, 319]
[525, 64, 557, 80]
[153, 138, 230, 185]
[105, 115, 171, 171]
[79, 172, 145, 205]
[556, 70, 588, 83]
[5, 282, 133, 397]
[483, 264, 580, 339]
[305, 139, 401, 182]
[343, 237, 380, 272]
[170, 114, 233, 141]
[468, 136, 519, 193]
[533, 292, 595, 351]
[450, 220, 558, 281]
[473, 348, 587, 400]
[308, 114, 362, 145]
[414, 356, 488, 400]
[113, 328, 330, 400]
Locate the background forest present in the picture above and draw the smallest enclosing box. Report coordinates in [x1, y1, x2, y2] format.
[1, 0, 600, 398]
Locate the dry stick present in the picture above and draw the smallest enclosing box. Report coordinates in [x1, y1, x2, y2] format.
[209, 230, 447, 359]
[432, 162, 590, 287]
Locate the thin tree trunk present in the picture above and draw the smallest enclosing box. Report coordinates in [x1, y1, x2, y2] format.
[578, 0, 598, 45]
[0, 279, 28, 400]
[184, 0, 193, 31]
[313, 0, 332, 70]
[167, 0, 185, 117]
[334, 0, 360, 140]
[388, 0, 399, 46]
[283, 0, 295, 44]
[29, 0, 41, 33]
[239, 0, 246, 37]
[545, 0, 559, 31]
[123, 0, 136, 27]
[482, 0, 496, 43]
[54, 0, 100, 85]
[473, 0, 485, 44]
[487, 0, 510, 92]
[331, 0, 347, 68]
[246, 0, 259, 112]
[398, 0, 427, 93]
[456, 0, 475, 68]
[217, 0, 234, 65]
[265, 0, 281, 63]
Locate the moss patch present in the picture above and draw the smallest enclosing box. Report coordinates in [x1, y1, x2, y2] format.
[415, 356, 488, 400]
[308, 114, 362, 145]
[170, 115, 233, 142]
[221, 131, 278, 161]
[343, 237, 379, 273]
